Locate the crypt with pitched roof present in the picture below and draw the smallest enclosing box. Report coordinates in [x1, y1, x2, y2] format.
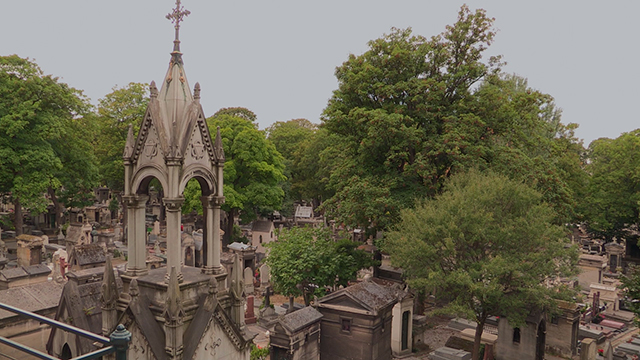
[48, 1, 254, 359]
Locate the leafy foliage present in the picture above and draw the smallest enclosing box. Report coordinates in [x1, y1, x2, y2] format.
[250, 344, 269, 360]
[207, 107, 285, 246]
[266, 119, 318, 213]
[266, 226, 376, 305]
[582, 130, 640, 241]
[94, 82, 149, 191]
[385, 169, 578, 360]
[320, 6, 585, 234]
[181, 178, 203, 215]
[0, 55, 94, 233]
[620, 265, 640, 326]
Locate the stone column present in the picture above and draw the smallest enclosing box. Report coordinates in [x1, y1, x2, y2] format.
[164, 197, 184, 283]
[203, 196, 224, 275]
[124, 195, 149, 277]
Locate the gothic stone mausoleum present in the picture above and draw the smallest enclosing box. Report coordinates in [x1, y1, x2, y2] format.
[48, 1, 255, 359]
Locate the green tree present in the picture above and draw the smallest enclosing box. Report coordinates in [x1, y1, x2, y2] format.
[266, 119, 318, 214]
[94, 82, 149, 191]
[321, 8, 586, 232]
[582, 130, 640, 241]
[0, 55, 92, 234]
[321, 7, 502, 233]
[266, 226, 375, 305]
[48, 112, 99, 227]
[385, 170, 578, 360]
[620, 265, 640, 326]
[207, 107, 286, 247]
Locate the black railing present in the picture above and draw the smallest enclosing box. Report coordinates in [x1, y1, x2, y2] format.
[0, 302, 130, 360]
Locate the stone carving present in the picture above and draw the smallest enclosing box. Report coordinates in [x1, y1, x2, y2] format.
[191, 140, 205, 160]
[194, 82, 201, 99]
[204, 336, 221, 356]
[144, 127, 159, 159]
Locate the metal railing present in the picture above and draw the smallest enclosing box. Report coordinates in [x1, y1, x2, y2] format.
[0, 302, 130, 360]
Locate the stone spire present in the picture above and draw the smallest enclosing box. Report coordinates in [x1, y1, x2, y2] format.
[101, 256, 119, 336]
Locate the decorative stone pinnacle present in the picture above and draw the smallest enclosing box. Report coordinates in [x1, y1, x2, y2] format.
[166, 0, 190, 53]
[150, 81, 158, 98]
[194, 82, 201, 100]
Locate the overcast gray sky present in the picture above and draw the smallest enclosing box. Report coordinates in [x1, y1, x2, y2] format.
[2, 1, 637, 146]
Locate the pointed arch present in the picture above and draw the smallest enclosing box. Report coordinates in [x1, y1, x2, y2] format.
[61, 343, 72, 360]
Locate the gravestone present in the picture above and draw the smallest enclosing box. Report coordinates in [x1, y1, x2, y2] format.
[244, 267, 254, 295]
[245, 295, 257, 324]
[113, 224, 122, 242]
[260, 263, 270, 287]
[152, 220, 160, 235]
[603, 340, 613, 360]
[580, 338, 596, 360]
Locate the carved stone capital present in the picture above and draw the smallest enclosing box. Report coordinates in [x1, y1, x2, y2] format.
[163, 197, 184, 212]
[201, 195, 225, 209]
[210, 196, 225, 207]
[122, 195, 148, 208]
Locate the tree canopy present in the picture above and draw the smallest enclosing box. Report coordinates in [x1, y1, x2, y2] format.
[385, 170, 578, 360]
[0, 55, 95, 233]
[266, 226, 376, 305]
[207, 107, 286, 246]
[94, 82, 149, 191]
[582, 130, 640, 241]
[620, 265, 640, 326]
[320, 6, 585, 234]
[266, 119, 320, 213]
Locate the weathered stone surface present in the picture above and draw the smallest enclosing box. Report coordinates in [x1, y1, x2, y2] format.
[580, 338, 597, 360]
[244, 267, 254, 295]
[260, 263, 270, 286]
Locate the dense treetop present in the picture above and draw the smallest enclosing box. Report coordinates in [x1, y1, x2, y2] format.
[0, 55, 96, 233]
[385, 170, 578, 360]
[319, 6, 585, 234]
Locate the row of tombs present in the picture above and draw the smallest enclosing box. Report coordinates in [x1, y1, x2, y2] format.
[1, 223, 638, 360]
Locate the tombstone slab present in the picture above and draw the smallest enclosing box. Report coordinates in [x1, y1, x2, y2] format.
[260, 263, 270, 287]
[244, 267, 254, 295]
[580, 338, 597, 360]
[245, 295, 257, 324]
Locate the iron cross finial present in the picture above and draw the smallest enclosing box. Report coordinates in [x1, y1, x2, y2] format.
[166, 0, 191, 51]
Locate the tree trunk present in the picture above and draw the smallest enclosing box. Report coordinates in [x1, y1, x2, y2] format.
[14, 197, 22, 236]
[287, 295, 295, 314]
[473, 317, 486, 360]
[224, 208, 235, 249]
[48, 187, 63, 229]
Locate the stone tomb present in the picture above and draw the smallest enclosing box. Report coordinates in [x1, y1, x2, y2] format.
[48, 1, 256, 358]
[270, 306, 323, 360]
[316, 280, 398, 360]
[16, 234, 43, 267]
